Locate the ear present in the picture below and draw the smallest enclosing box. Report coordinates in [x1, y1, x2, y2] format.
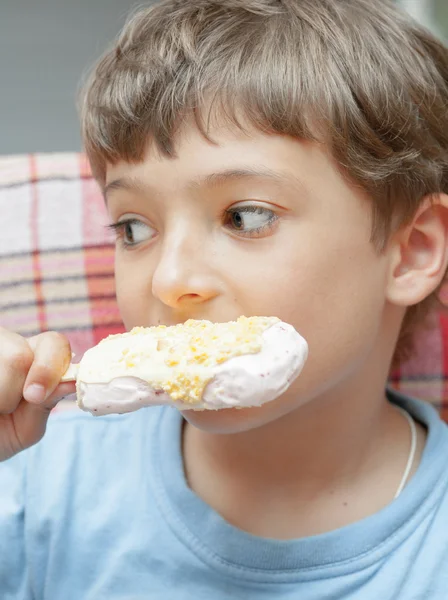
[386, 194, 448, 307]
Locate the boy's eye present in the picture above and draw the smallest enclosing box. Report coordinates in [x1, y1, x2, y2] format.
[107, 218, 156, 247]
[224, 205, 278, 237]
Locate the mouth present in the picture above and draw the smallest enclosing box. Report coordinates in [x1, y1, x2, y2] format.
[148, 315, 244, 328]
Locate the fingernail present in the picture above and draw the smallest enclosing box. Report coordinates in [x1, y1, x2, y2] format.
[24, 384, 46, 404]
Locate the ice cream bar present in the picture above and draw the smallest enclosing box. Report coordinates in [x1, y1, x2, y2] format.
[62, 316, 308, 415]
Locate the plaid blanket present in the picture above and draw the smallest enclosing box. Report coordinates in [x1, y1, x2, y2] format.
[0, 153, 447, 420]
[0, 153, 124, 360]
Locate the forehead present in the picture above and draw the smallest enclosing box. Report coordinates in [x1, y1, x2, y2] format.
[104, 117, 337, 197]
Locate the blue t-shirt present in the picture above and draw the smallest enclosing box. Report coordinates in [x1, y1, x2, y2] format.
[1, 391, 448, 599]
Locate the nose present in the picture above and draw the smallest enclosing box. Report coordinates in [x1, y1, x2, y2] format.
[151, 228, 220, 309]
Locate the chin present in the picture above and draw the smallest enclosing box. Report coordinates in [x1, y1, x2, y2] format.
[180, 395, 293, 434]
[180, 407, 265, 434]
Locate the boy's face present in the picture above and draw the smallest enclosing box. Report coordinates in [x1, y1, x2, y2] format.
[105, 119, 393, 433]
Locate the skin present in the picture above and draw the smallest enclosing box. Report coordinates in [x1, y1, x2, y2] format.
[0, 117, 446, 538]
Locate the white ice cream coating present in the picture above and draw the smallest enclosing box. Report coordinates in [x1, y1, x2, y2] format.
[76, 318, 308, 416]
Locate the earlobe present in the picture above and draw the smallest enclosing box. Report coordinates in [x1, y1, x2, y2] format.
[386, 194, 448, 307]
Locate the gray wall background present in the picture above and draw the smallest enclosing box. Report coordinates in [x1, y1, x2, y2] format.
[0, 0, 142, 155]
[0, 0, 446, 156]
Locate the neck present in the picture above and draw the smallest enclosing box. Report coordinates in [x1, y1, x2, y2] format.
[183, 363, 425, 539]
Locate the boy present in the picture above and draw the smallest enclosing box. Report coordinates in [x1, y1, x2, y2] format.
[1, 0, 448, 597]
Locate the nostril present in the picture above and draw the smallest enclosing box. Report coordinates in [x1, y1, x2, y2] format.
[180, 293, 201, 302]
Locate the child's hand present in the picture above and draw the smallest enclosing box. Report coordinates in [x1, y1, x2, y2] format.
[0, 329, 76, 461]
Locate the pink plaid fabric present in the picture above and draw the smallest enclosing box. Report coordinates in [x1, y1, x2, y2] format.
[0, 153, 124, 361]
[390, 314, 448, 422]
[0, 152, 447, 420]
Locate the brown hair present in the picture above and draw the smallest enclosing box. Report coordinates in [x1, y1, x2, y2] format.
[79, 0, 448, 365]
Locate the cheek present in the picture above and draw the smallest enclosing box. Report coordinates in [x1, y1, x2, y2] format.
[221, 227, 386, 325]
[274, 242, 389, 399]
[225, 229, 388, 384]
[114, 254, 151, 328]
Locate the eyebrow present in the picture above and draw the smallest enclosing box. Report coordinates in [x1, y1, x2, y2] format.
[191, 167, 286, 189]
[104, 167, 305, 200]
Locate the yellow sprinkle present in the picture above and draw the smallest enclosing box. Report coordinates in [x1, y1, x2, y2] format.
[165, 359, 179, 367]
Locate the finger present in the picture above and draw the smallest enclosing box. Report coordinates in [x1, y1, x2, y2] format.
[0, 329, 34, 414]
[23, 332, 72, 407]
[10, 397, 60, 451]
[47, 382, 77, 404]
[5, 382, 77, 456]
